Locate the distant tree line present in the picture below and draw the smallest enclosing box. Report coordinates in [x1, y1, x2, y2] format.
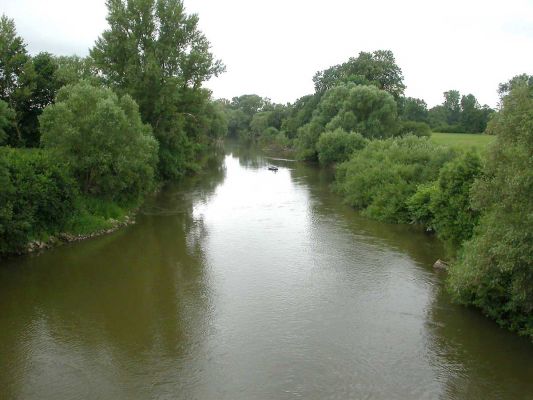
[0, 0, 226, 255]
[427, 90, 494, 133]
[220, 50, 494, 162]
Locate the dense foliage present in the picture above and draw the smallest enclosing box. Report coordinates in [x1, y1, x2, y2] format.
[335, 136, 455, 223]
[316, 129, 367, 165]
[296, 84, 398, 160]
[0, 148, 77, 254]
[313, 50, 405, 98]
[91, 0, 225, 179]
[407, 151, 482, 246]
[396, 120, 431, 138]
[448, 83, 533, 337]
[428, 90, 494, 133]
[0, 99, 15, 145]
[40, 82, 159, 201]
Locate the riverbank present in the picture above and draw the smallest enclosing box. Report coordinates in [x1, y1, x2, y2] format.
[24, 211, 137, 256]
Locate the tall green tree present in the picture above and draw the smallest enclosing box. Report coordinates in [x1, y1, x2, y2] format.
[398, 97, 428, 122]
[313, 50, 405, 98]
[54, 55, 99, 86]
[281, 93, 321, 139]
[443, 90, 461, 126]
[0, 15, 29, 102]
[428, 90, 493, 133]
[460, 94, 493, 133]
[0, 15, 35, 146]
[18, 52, 62, 146]
[91, 0, 224, 179]
[296, 84, 398, 160]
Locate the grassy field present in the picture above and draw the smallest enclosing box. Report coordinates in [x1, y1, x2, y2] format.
[431, 132, 495, 150]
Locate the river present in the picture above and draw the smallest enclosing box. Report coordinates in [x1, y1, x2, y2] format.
[0, 146, 532, 400]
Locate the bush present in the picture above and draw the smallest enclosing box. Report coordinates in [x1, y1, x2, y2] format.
[406, 182, 437, 230]
[296, 84, 398, 160]
[0, 148, 78, 255]
[335, 136, 455, 222]
[40, 81, 159, 202]
[408, 151, 482, 246]
[430, 151, 482, 246]
[316, 128, 367, 165]
[448, 83, 533, 338]
[433, 124, 464, 133]
[396, 120, 431, 137]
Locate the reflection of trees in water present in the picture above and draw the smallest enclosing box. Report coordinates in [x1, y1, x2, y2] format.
[229, 143, 265, 169]
[424, 284, 533, 399]
[289, 158, 533, 399]
[288, 162, 444, 267]
[0, 152, 227, 398]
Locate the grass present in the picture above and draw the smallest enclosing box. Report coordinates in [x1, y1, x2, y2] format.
[431, 132, 495, 150]
[64, 197, 137, 235]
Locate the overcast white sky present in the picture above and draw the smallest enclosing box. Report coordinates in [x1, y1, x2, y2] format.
[2, 0, 533, 107]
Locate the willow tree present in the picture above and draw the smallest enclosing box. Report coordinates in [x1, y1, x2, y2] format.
[91, 0, 224, 179]
[312, 50, 405, 99]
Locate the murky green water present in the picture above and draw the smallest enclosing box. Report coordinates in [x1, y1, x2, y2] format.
[1, 147, 532, 400]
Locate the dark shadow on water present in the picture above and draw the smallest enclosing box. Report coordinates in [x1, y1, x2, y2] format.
[0, 152, 227, 399]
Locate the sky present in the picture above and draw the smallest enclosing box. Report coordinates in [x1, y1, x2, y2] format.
[2, 0, 533, 108]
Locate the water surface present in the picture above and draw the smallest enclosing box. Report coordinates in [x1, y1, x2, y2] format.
[1, 148, 532, 399]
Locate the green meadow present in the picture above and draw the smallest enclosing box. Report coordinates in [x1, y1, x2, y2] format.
[431, 132, 495, 150]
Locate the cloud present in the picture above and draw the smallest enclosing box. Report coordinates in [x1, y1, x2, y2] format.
[2, 0, 532, 107]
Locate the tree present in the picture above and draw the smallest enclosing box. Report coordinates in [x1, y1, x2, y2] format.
[281, 93, 321, 139]
[448, 81, 533, 337]
[54, 55, 99, 86]
[296, 83, 397, 160]
[428, 104, 447, 130]
[0, 15, 29, 102]
[428, 90, 493, 133]
[18, 52, 63, 146]
[250, 111, 271, 138]
[313, 50, 405, 98]
[398, 97, 428, 122]
[40, 81, 158, 202]
[316, 128, 366, 165]
[443, 90, 461, 126]
[460, 94, 493, 133]
[335, 136, 455, 222]
[497, 74, 533, 100]
[430, 151, 482, 246]
[0, 99, 15, 145]
[230, 94, 266, 117]
[91, 0, 224, 179]
[0, 15, 36, 146]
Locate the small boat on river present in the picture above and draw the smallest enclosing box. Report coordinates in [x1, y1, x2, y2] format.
[268, 166, 278, 171]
